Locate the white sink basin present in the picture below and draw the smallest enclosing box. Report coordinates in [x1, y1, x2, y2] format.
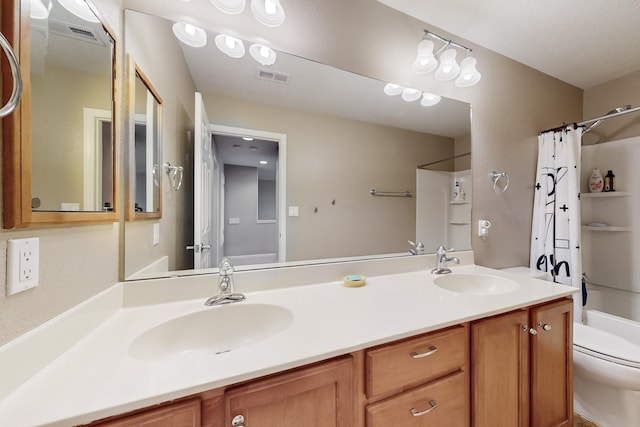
[129, 303, 293, 361]
[433, 273, 520, 295]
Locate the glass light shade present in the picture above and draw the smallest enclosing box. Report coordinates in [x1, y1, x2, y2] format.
[412, 39, 438, 74]
[215, 34, 245, 58]
[401, 87, 422, 102]
[30, 0, 52, 19]
[172, 23, 208, 48]
[249, 44, 277, 66]
[251, 0, 285, 27]
[455, 56, 482, 87]
[420, 92, 442, 107]
[383, 83, 404, 96]
[434, 48, 460, 81]
[210, 0, 246, 14]
[58, 0, 100, 23]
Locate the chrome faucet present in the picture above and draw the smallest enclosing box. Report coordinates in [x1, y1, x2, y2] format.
[431, 246, 460, 274]
[408, 240, 425, 255]
[205, 257, 246, 306]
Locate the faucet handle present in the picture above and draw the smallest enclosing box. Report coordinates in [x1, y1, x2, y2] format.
[436, 245, 454, 256]
[218, 257, 234, 276]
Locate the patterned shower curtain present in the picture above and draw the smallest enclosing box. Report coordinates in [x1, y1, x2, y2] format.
[530, 126, 583, 321]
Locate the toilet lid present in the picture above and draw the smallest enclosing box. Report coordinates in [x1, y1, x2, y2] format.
[573, 323, 640, 369]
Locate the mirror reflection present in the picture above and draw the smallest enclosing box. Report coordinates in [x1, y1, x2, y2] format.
[129, 64, 162, 218]
[30, 0, 115, 212]
[123, 10, 471, 279]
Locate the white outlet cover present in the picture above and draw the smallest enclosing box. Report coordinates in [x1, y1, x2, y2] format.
[7, 237, 40, 295]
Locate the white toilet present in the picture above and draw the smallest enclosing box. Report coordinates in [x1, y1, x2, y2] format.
[503, 267, 640, 427]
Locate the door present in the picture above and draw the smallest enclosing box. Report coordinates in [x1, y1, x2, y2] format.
[192, 92, 217, 268]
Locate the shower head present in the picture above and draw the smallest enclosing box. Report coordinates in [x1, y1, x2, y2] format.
[583, 105, 632, 134]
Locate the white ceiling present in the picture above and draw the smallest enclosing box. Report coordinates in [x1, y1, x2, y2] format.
[379, 0, 640, 89]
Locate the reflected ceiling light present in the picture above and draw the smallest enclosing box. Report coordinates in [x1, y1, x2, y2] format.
[172, 22, 207, 47]
[434, 48, 460, 81]
[420, 92, 441, 107]
[412, 30, 481, 87]
[58, 0, 100, 23]
[251, 0, 285, 27]
[242, 137, 254, 141]
[210, 0, 246, 14]
[215, 34, 245, 58]
[455, 56, 482, 87]
[259, 160, 268, 165]
[401, 87, 422, 102]
[412, 39, 438, 74]
[249, 43, 277, 66]
[30, 0, 52, 19]
[383, 83, 404, 96]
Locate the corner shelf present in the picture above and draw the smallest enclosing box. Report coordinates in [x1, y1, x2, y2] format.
[449, 220, 470, 225]
[449, 200, 470, 205]
[581, 191, 630, 199]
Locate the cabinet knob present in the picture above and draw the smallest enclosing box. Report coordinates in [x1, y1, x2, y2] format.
[232, 414, 245, 426]
[410, 345, 438, 359]
[522, 325, 537, 335]
[537, 321, 552, 331]
[410, 400, 438, 416]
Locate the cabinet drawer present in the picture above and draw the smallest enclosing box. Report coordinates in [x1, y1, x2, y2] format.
[366, 371, 468, 427]
[366, 325, 467, 398]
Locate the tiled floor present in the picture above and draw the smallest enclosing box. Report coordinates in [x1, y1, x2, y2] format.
[574, 413, 600, 427]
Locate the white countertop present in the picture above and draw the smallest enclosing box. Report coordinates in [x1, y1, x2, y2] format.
[0, 261, 576, 426]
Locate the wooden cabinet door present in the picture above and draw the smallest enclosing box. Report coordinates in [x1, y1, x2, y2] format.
[471, 309, 530, 427]
[225, 357, 353, 427]
[92, 399, 201, 427]
[530, 299, 573, 427]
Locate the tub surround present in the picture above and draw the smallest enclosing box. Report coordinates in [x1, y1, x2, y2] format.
[0, 252, 577, 426]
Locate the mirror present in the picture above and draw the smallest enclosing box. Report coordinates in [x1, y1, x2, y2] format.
[123, 9, 471, 279]
[2, 0, 117, 228]
[127, 58, 162, 219]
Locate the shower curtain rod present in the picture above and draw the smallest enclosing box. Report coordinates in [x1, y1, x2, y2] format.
[540, 105, 640, 134]
[418, 152, 471, 169]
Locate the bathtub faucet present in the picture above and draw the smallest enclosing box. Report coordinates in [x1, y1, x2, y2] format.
[205, 257, 246, 306]
[431, 246, 459, 274]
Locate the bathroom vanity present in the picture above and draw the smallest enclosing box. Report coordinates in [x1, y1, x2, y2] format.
[0, 258, 576, 427]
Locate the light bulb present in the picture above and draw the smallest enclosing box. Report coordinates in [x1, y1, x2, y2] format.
[172, 22, 207, 47]
[249, 43, 277, 65]
[434, 48, 460, 81]
[420, 92, 441, 107]
[401, 88, 422, 102]
[455, 56, 482, 87]
[412, 39, 438, 74]
[210, 0, 246, 15]
[251, 0, 285, 27]
[265, 0, 276, 15]
[383, 83, 404, 96]
[215, 34, 245, 58]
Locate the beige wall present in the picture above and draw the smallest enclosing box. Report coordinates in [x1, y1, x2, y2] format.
[123, 10, 197, 277]
[0, 0, 123, 346]
[205, 94, 454, 260]
[8, 0, 639, 345]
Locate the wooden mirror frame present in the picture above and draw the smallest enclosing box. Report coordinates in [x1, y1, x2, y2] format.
[1, 0, 119, 229]
[126, 56, 163, 221]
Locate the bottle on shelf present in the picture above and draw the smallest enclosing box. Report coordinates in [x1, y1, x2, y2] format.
[589, 168, 604, 193]
[604, 170, 615, 192]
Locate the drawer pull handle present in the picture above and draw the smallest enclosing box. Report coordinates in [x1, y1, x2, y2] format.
[410, 345, 438, 359]
[410, 400, 437, 416]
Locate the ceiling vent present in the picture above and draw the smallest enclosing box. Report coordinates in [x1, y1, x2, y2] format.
[256, 68, 291, 85]
[48, 19, 107, 46]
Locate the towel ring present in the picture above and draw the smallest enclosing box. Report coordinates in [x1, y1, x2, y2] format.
[490, 171, 509, 194]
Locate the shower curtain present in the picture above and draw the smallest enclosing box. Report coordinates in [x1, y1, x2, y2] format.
[530, 126, 583, 321]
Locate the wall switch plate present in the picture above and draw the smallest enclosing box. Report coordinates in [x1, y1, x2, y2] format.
[288, 206, 299, 217]
[7, 238, 40, 295]
[228, 217, 240, 225]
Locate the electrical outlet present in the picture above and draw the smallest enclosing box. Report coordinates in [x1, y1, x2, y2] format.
[6, 238, 40, 295]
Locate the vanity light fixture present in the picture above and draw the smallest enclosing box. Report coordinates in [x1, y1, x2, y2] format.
[172, 22, 208, 47]
[58, 0, 100, 23]
[210, 0, 246, 15]
[249, 43, 277, 66]
[30, 0, 52, 20]
[251, 0, 285, 27]
[413, 30, 481, 87]
[215, 34, 245, 58]
[383, 83, 440, 107]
